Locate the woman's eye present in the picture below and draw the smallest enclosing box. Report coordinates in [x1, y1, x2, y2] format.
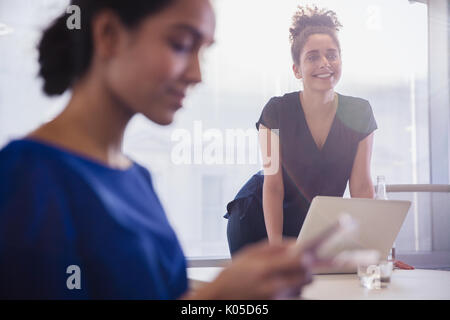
[171, 43, 190, 53]
[170, 40, 193, 54]
[327, 53, 338, 60]
[307, 55, 319, 62]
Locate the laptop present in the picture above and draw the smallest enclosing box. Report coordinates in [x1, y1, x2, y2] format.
[296, 196, 411, 274]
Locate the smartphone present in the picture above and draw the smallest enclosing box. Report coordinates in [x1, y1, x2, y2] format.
[295, 214, 380, 268]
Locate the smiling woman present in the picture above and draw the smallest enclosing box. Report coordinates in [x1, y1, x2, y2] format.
[225, 5, 378, 256]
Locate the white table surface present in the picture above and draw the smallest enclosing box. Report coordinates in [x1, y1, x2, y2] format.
[187, 267, 450, 300]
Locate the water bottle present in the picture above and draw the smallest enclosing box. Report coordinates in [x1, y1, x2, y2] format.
[389, 244, 396, 261]
[376, 175, 396, 260]
[375, 175, 387, 200]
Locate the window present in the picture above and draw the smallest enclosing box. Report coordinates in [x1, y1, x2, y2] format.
[202, 175, 225, 242]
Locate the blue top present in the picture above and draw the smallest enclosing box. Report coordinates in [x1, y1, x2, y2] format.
[0, 139, 188, 299]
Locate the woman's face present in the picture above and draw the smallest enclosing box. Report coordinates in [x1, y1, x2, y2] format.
[103, 0, 215, 125]
[293, 33, 342, 93]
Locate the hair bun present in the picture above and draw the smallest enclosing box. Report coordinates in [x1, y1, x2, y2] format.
[289, 5, 342, 43]
[38, 14, 75, 96]
[37, 0, 177, 96]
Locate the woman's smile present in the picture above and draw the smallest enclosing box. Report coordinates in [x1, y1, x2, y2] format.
[313, 72, 334, 79]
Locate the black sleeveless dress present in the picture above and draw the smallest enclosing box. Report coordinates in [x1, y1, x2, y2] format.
[224, 91, 378, 256]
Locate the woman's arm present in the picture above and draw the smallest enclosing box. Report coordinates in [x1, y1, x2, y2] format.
[182, 240, 313, 300]
[349, 133, 415, 270]
[259, 124, 284, 244]
[349, 132, 375, 198]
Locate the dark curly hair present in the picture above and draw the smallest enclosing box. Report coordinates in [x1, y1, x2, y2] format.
[38, 0, 175, 96]
[289, 5, 343, 65]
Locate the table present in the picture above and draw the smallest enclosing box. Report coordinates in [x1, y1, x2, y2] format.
[187, 268, 450, 300]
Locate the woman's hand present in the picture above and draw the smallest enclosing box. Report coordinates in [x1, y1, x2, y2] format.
[186, 240, 313, 300]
